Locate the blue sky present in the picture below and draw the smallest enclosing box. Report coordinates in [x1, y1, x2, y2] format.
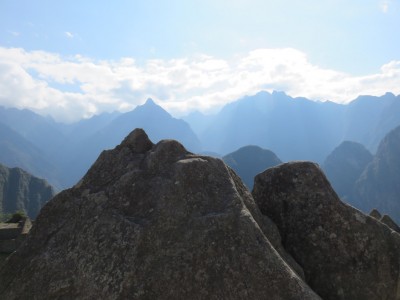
[0, 0, 399, 121]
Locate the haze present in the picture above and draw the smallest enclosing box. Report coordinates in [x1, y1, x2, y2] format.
[0, 0, 399, 122]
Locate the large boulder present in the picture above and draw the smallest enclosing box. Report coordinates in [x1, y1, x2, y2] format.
[0, 129, 319, 300]
[253, 161, 400, 300]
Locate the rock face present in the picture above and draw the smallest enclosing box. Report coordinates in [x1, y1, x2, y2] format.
[0, 129, 319, 300]
[0, 163, 55, 219]
[322, 141, 373, 199]
[223, 145, 282, 189]
[369, 209, 400, 233]
[353, 125, 400, 222]
[253, 161, 400, 300]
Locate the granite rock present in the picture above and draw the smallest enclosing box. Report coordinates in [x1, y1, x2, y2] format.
[0, 129, 318, 300]
[253, 161, 400, 300]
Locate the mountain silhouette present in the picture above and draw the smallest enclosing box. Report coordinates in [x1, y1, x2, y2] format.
[0, 123, 60, 188]
[223, 145, 282, 189]
[322, 141, 373, 200]
[1, 92, 400, 190]
[0, 106, 66, 158]
[190, 91, 400, 162]
[352, 125, 400, 222]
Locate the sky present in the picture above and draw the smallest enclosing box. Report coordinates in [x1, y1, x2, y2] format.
[0, 0, 399, 122]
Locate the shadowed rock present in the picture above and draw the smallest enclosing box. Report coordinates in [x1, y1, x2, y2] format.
[353, 125, 400, 222]
[253, 161, 400, 300]
[369, 208, 382, 220]
[381, 215, 400, 233]
[0, 129, 319, 300]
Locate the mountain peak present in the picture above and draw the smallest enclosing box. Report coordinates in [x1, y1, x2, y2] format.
[144, 98, 157, 106]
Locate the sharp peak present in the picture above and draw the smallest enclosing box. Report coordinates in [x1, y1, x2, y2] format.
[144, 98, 157, 106]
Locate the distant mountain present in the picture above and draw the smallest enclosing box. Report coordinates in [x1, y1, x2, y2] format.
[0, 106, 66, 157]
[2, 92, 400, 190]
[0, 123, 60, 188]
[352, 125, 400, 222]
[342, 92, 399, 152]
[0, 163, 55, 219]
[223, 145, 281, 189]
[182, 110, 216, 137]
[189, 91, 400, 162]
[58, 99, 201, 187]
[59, 111, 121, 142]
[322, 141, 373, 199]
[199, 91, 345, 162]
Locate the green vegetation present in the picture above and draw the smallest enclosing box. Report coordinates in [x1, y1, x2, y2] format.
[0, 210, 27, 222]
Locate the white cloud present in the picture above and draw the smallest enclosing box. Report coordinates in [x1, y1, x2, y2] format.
[8, 31, 20, 37]
[380, 0, 391, 12]
[0, 46, 399, 122]
[64, 31, 74, 39]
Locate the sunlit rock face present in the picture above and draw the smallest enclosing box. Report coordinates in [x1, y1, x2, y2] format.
[253, 161, 400, 300]
[0, 129, 319, 300]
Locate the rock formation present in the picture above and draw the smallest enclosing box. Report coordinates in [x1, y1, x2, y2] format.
[369, 208, 382, 220]
[369, 209, 400, 233]
[0, 214, 32, 255]
[0, 129, 319, 300]
[0, 163, 55, 219]
[223, 145, 282, 189]
[253, 161, 400, 300]
[381, 214, 400, 233]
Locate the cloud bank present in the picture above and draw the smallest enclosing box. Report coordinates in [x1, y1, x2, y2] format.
[0, 46, 399, 122]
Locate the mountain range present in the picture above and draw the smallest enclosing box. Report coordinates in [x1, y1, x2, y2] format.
[0, 99, 200, 188]
[1, 91, 400, 190]
[320, 125, 400, 222]
[185, 91, 400, 162]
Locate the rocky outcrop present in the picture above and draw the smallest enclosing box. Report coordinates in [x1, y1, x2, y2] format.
[0, 129, 319, 300]
[0, 163, 55, 219]
[369, 209, 400, 233]
[0, 216, 32, 254]
[253, 161, 400, 300]
[369, 208, 382, 219]
[353, 125, 400, 223]
[223, 145, 282, 189]
[381, 215, 400, 233]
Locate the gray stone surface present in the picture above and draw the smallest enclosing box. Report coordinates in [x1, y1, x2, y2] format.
[0, 129, 319, 300]
[381, 214, 400, 233]
[253, 161, 400, 300]
[369, 208, 382, 220]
